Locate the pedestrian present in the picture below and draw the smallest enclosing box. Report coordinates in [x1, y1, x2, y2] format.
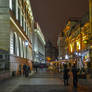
[63, 64, 69, 86]
[25, 65, 29, 77]
[72, 64, 78, 88]
[34, 62, 38, 72]
[35, 65, 38, 72]
[27, 65, 30, 77]
[23, 64, 27, 77]
[19, 64, 21, 76]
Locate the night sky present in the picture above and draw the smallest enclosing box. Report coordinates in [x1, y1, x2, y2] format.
[30, 0, 89, 47]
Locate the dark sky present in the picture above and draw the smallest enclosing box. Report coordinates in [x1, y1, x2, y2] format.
[30, 0, 89, 47]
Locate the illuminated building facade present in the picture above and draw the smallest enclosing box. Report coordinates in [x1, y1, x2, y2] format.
[63, 15, 91, 69]
[0, 0, 34, 79]
[32, 22, 46, 64]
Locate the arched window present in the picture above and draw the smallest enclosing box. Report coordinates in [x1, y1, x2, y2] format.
[19, 38, 24, 58]
[14, 32, 19, 56]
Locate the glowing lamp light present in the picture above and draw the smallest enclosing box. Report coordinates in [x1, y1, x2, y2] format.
[62, 62, 64, 64]
[59, 57, 62, 60]
[65, 54, 69, 59]
[25, 40, 28, 46]
[70, 44, 73, 52]
[75, 52, 78, 55]
[77, 41, 81, 50]
[79, 53, 81, 56]
[84, 40, 87, 44]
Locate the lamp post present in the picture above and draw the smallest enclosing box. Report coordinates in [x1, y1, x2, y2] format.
[24, 40, 29, 62]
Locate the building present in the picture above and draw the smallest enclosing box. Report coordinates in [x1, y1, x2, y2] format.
[32, 22, 46, 64]
[63, 15, 91, 69]
[57, 32, 66, 60]
[0, 0, 34, 79]
[45, 41, 58, 61]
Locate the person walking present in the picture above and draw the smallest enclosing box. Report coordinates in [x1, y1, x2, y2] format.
[19, 64, 21, 76]
[23, 64, 27, 77]
[72, 64, 78, 88]
[63, 64, 69, 86]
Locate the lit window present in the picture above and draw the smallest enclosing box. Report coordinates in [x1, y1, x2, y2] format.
[9, 0, 12, 9]
[70, 44, 73, 52]
[77, 41, 81, 50]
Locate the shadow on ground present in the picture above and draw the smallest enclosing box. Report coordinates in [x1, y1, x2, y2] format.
[13, 85, 91, 92]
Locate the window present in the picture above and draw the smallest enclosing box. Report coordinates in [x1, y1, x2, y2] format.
[12, 0, 16, 15]
[18, 38, 21, 57]
[18, 8, 20, 23]
[20, 12, 22, 26]
[25, 22, 26, 32]
[13, 34, 16, 55]
[22, 0, 24, 6]
[22, 16, 24, 28]
[26, 25, 28, 36]
[0, 55, 3, 59]
[9, 0, 12, 9]
[24, 5, 26, 15]
[23, 19, 25, 31]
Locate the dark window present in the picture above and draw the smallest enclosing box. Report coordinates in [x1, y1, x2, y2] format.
[18, 39, 21, 57]
[22, 0, 24, 6]
[26, 27, 28, 36]
[18, 8, 20, 23]
[12, 0, 16, 15]
[24, 6, 26, 15]
[0, 55, 3, 59]
[25, 22, 26, 32]
[22, 16, 24, 28]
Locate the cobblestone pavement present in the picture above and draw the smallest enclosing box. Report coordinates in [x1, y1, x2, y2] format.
[0, 70, 92, 92]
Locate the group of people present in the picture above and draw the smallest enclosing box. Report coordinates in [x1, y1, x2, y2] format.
[63, 63, 78, 88]
[23, 64, 31, 77]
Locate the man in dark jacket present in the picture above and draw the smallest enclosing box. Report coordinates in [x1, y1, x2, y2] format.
[63, 64, 69, 86]
[23, 64, 27, 77]
[72, 64, 78, 87]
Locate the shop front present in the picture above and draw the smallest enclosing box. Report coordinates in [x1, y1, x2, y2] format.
[82, 50, 90, 70]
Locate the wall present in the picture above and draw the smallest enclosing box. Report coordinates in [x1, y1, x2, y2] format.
[0, 0, 10, 50]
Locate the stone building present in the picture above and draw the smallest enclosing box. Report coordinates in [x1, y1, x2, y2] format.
[0, 0, 34, 79]
[57, 32, 66, 60]
[45, 41, 58, 61]
[32, 22, 46, 64]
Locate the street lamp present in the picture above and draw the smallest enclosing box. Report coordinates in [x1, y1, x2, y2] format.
[24, 40, 29, 62]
